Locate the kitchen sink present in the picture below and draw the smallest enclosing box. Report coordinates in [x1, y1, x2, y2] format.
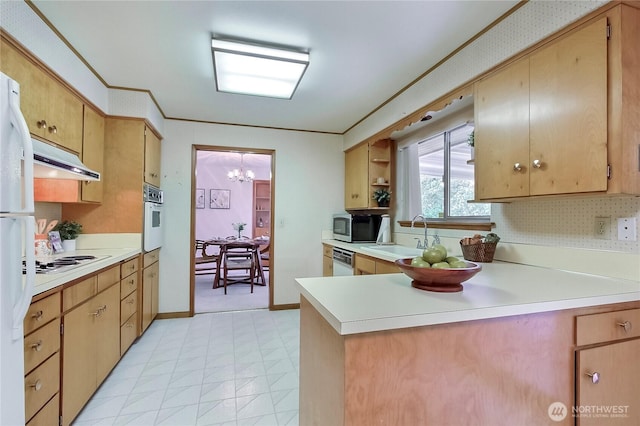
[360, 245, 423, 259]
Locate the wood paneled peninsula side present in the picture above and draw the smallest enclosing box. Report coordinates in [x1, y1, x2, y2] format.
[296, 263, 640, 425]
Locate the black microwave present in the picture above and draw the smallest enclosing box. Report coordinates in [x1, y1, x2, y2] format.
[333, 213, 382, 243]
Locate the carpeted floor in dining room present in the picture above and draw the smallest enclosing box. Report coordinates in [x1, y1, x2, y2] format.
[194, 272, 269, 314]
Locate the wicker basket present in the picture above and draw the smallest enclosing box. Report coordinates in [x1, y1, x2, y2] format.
[460, 241, 497, 263]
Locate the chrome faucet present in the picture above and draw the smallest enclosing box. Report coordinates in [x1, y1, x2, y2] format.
[411, 214, 429, 249]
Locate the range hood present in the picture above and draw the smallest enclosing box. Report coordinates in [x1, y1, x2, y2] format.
[32, 139, 100, 181]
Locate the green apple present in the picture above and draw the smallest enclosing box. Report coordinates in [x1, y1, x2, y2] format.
[445, 256, 459, 264]
[431, 262, 451, 269]
[433, 244, 448, 258]
[422, 247, 445, 264]
[411, 257, 430, 268]
[450, 261, 469, 268]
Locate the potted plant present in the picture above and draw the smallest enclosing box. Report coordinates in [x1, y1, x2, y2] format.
[53, 220, 82, 251]
[372, 188, 391, 207]
[232, 222, 246, 239]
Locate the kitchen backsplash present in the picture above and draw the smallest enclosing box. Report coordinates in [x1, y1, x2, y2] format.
[492, 196, 640, 253]
[34, 202, 61, 224]
[394, 196, 639, 255]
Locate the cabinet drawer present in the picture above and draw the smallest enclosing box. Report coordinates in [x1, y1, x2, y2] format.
[26, 392, 59, 426]
[576, 308, 640, 346]
[24, 318, 60, 374]
[355, 255, 375, 275]
[120, 273, 138, 299]
[24, 352, 59, 422]
[97, 266, 120, 292]
[120, 291, 137, 325]
[143, 249, 160, 268]
[121, 313, 138, 356]
[63, 277, 96, 311]
[120, 257, 139, 278]
[322, 244, 333, 258]
[376, 260, 400, 274]
[24, 293, 60, 335]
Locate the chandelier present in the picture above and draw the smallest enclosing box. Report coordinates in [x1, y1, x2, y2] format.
[227, 153, 255, 183]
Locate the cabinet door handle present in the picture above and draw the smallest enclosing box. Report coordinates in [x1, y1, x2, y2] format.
[513, 163, 523, 172]
[532, 159, 542, 169]
[30, 340, 43, 352]
[48, 125, 57, 134]
[89, 310, 101, 317]
[617, 321, 632, 332]
[128, 279, 135, 285]
[32, 310, 44, 321]
[29, 380, 43, 391]
[37, 119, 47, 129]
[127, 298, 135, 305]
[586, 371, 600, 384]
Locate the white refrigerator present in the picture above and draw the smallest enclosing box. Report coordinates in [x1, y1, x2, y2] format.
[0, 71, 36, 425]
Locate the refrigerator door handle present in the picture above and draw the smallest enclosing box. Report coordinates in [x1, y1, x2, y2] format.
[12, 216, 35, 340]
[8, 78, 34, 213]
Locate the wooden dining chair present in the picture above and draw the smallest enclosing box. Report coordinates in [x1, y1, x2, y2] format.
[256, 242, 269, 285]
[221, 242, 256, 294]
[194, 240, 221, 288]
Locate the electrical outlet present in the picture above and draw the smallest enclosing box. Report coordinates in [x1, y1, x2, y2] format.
[594, 216, 611, 240]
[617, 217, 637, 241]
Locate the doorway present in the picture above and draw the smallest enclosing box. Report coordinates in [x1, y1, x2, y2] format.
[190, 145, 275, 315]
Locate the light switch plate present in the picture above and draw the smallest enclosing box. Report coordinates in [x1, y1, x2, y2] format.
[617, 217, 637, 241]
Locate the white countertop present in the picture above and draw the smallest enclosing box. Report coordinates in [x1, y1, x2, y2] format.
[296, 261, 640, 335]
[29, 247, 141, 296]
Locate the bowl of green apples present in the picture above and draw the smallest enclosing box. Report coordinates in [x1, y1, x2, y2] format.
[395, 244, 481, 292]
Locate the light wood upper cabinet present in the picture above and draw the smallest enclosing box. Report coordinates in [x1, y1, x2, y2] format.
[80, 106, 105, 202]
[144, 128, 161, 187]
[474, 17, 608, 200]
[345, 138, 393, 210]
[345, 143, 369, 210]
[63, 118, 163, 233]
[474, 57, 530, 199]
[0, 36, 83, 154]
[46, 78, 84, 154]
[528, 17, 608, 196]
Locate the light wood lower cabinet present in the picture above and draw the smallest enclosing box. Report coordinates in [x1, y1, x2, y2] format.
[120, 256, 140, 355]
[24, 353, 60, 423]
[23, 292, 61, 424]
[26, 393, 59, 426]
[62, 276, 120, 426]
[322, 244, 333, 277]
[142, 250, 160, 333]
[300, 297, 640, 425]
[354, 253, 399, 275]
[575, 308, 640, 426]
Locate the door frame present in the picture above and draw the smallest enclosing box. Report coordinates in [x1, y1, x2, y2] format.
[189, 144, 276, 316]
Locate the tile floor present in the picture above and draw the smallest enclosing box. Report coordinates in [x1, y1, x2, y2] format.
[73, 309, 300, 425]
[194, 274, 269, 314]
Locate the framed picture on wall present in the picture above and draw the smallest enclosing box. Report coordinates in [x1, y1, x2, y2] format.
[210, 189, 230, 209]
[195, 188, 205, 209]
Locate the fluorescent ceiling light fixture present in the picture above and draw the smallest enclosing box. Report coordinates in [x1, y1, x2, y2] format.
[212, 38, 309, 99]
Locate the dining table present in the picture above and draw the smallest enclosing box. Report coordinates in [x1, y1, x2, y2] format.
[207, 237, 269, 289]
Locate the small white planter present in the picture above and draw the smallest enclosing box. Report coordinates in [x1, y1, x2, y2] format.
[62, 239, 77, 252]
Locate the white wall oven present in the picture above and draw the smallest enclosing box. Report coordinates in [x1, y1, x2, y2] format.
[143, 184, 163, 252]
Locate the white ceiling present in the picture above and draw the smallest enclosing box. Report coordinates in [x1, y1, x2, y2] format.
[31, 0, 518, 134]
